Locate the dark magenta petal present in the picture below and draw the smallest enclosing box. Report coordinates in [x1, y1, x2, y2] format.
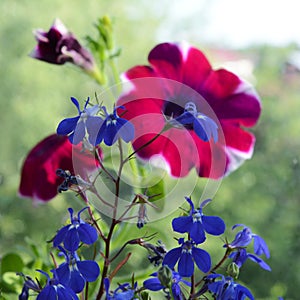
[77, 223, 98, 245]
[172, 216, 193, 233]
[76, 261, 100, 282]
[18, 134, 100, 202]
[178, 251, 194, 277]
[192, 247, 211, 273]
[202, 215, 225, 236]
[163, 247, 182, 269]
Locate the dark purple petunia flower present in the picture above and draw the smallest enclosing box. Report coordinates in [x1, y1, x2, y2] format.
[36, 270, 79, 300]
[30, 18, 96, 72]
[172, 197, 225, 244]
[117, 42, 261, 178]
[55, 249, 100, 294]
[95, 106, 135, 146]
[207, 274, 254, 300]
[57, 97, 102, 145]
[53, 207, 98, 251]
[227, 224, 270, 259]
[143, 270, 190, 300]
[163, 238, 211, 277]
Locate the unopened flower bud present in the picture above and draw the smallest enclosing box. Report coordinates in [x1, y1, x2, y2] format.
[227, 262, 240, 279]
[157, 265, 173, 288]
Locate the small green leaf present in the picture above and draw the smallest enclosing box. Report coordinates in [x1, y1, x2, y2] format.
[0, 253, 24, 275]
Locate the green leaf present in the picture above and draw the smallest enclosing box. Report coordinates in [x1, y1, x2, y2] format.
[0, 253, 24, 275]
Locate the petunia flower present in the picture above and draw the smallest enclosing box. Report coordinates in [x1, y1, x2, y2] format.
[18, 134, 100, 203]
[95, 106, 135, 146]
[53, 207, 98, 251]
[162, 238, 211, 277]
[56, 97, 102, 145]
[117, 42, 261, 178]
[227, 224, 270, 258]
[30, 18, 95, 73]
[172, 197, 225, 244]
[104, 278, 136, 300]
[36, 270, 79, 300]
[207, 274, 254, 300]
[230, 248, 271, 271]
[143, 270, 190, 300]
[55, 248, 100, 294]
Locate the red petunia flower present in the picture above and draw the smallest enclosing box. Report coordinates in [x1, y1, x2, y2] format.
[18, 134, 100, 203]
[117, 42, 261, 178]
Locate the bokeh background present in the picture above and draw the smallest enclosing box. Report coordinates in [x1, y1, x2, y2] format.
[1, 0, 300, 299]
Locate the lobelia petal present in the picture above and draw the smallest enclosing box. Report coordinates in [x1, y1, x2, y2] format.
[189, 221, 206, 244]
[193, 118, 209, 141]
[236, 285, 255, 300]
[163, 247, 182, 269]
[85, 116, 104, 145]
[172, 216, 193, 233]
[248, 254, 271, 271]
[143, 277, 163, 291]
[56, 263, 71, 286]
[63, 228, 80, 251]
[53, 225, 70, 247]
[192, 247, 211, 273]
[104, 122, 119, 146]
[57, 116, 80, 135]
[77, 223, 98, 245]
[56, 285, 79, 300]
[68, 269, 85, 293]
[253, 235, 270, 258]
[178, 251, 194, 277]
[71, 120, 86, 145]
[116, 118, 135, 143]
[76, 261, 100, 282]
[202, 215, 225, 236]
[37, 285, 57, 300]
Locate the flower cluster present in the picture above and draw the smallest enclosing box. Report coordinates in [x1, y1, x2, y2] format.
[12, 15, 277, 300]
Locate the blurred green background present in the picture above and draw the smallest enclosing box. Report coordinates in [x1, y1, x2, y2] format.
[1, 0, 300, 299]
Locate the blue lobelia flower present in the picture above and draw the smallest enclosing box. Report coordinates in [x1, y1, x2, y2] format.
[55, 248, 100, 293]
[95, 106, 135, 146]
[207, 274, 254, 300]
[53, 207, 98, 252]
[104, 278, 136, 300]
[143, 270, 190, 300]
[169, 101, 218, 142]
[36, 270, 79, 300]
[172, 197, 225, 244]
[162, 238, 211, 277]
[57, 97, 102, 145]
[227, 224, 270, 258]
[230, 248, 271, 271]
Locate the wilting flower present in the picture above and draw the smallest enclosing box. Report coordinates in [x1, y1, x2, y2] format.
[117, 42, 261, 178]
[18, 134, 100, 203]
[143, 269, 190, 300]
[163, 238, 211, 277]
[55, 248, 100, 293]
[53, 207, 98, 251]
[30, 18, 96, 73]
[207, 274, 254, 300]
[104, 278, 136, 300]
[172, 197, 225, 244]
[227, 224, 270, 258]
[95, 106, 135, 146]
[56, 97, 102, 145]
[36, 270, 79, 300]
[230, 248, 271, 271]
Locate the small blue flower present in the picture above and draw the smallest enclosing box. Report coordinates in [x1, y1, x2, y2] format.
[207, 274, 254, 300]
[163, 238, 211, 277]
[104, 278, 136, 300]
[169, 102, 218, 142]
[57, 97, 102, 145]
[53, 207, 98, 251]
[228, 224, 270, 258]
[230, 248, 271, 271]
[172, 197, 225, 244]
[36, 270, 79, 300]
[143, 271, 190, 300]
[55, 248, 100, 293]
[95, 106, 135, 146]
